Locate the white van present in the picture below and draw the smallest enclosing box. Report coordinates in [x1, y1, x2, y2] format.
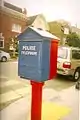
[57, 46, 80, 81]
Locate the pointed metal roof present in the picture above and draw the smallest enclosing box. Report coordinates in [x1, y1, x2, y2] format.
[17, 27, 60, 41]
[30, 27, 60, 40]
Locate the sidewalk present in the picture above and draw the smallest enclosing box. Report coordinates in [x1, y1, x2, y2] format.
[0, 76, 30, 110]
[0, 85, 79, 120]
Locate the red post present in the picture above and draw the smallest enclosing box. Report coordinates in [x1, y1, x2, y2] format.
[30, 81, 44, 120]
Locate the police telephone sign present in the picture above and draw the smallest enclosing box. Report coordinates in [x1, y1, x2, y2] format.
[18, 27, 59, 81]
[21, 45, 37, 56]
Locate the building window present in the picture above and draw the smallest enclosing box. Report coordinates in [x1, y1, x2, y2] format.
[0, 33, 4, 48]
[12, 24, 21, 33]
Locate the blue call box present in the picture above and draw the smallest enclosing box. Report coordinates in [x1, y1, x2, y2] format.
[17, 27, 59, 82]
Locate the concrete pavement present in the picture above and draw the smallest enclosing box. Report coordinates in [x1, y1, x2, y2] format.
[0, 78, 79, 120]
[0, 76, 30, 110]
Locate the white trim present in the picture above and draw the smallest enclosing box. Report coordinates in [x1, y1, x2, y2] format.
[0, 33, 4, 48]
[0, 41, 4, 48]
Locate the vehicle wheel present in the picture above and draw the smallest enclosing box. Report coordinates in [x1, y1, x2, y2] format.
[1, 56, 7, 62]
[75, 81, 80, 90]
[73, 69, 80, 82]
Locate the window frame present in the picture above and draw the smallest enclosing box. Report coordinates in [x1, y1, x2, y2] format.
[0, 33, 4, 48]
[12, 24, 21, 33]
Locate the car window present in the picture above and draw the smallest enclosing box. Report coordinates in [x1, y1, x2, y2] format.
[58, 47, 68, 59]
[72, 50, 80, 59]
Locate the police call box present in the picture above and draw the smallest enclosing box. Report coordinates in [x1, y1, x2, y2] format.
[17, 27, 59, 82]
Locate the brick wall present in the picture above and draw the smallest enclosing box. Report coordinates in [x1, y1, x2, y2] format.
[0, 9, 27, 51]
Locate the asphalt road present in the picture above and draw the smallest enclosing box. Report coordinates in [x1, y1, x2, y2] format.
[0, 61, 75, 91]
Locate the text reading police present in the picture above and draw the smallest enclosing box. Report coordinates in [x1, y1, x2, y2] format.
[21, 45, 37, 56]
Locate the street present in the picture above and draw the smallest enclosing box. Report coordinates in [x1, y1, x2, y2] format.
[0, 60, 75, 89]
[0, 61, 75, 109]
[0, 61, 79, 120]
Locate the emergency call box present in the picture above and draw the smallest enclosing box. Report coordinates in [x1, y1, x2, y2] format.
[17, 27, 59, 82]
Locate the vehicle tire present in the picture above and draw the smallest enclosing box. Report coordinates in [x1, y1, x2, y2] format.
[1, 56, 7, 62]
[75, 81, 80, 90]
[73, 68, 80, 82]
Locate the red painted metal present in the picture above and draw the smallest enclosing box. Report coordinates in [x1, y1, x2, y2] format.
[49, 39, 58, 79]
[31, 81, 44, 120]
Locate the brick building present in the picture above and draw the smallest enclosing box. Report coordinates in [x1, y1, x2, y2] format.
[0, 0, 27, 51]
